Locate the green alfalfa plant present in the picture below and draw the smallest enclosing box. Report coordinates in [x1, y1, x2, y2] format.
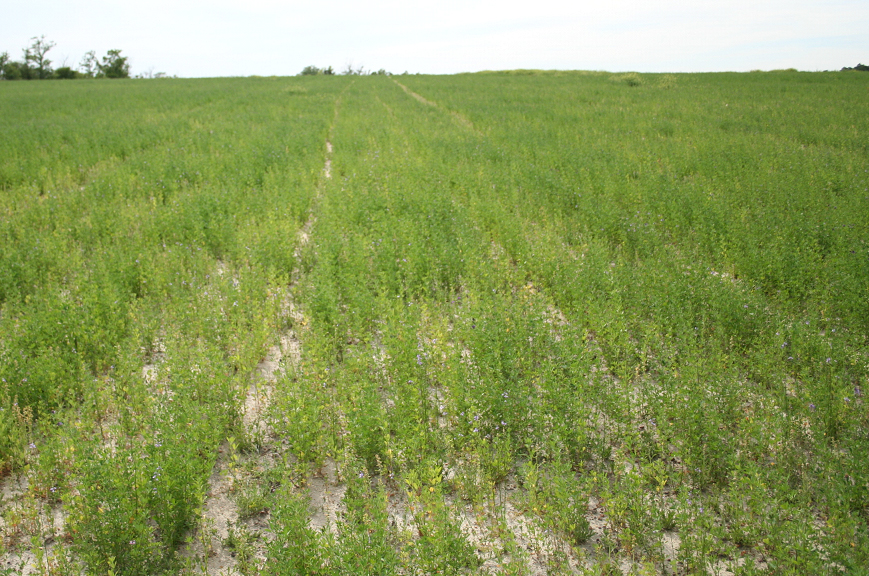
[269, 370, 330, 469]
[265, 484, 327, 575]
[720, 465, 768, 549]
[224, 523, 261, 576]
[403, 461, 481, 574]
[67, 446, 172, 576]
[343, 364, 389, 474]
[330, 457, 400, 574]
[550, 473, 594, 546]
[657, 74, 677, 89]
[0, 381, 31, 475]
[610, 72, 644, 87]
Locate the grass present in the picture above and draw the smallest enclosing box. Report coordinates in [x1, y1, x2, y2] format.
[1, 70, 868, 575]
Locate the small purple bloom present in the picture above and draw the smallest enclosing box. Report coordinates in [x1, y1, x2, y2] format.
[809, 403, 816, 411]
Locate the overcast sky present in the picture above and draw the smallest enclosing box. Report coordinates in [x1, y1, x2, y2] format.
[3, 0, 867, 77]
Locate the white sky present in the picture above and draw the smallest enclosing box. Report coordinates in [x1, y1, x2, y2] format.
[3, 0, 867, 77]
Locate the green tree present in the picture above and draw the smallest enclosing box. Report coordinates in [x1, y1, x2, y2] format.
[97, 49, 130, 79]
[23, 35, 55, 79]
[342, 63, 365, 75]
[79, 50, 98, 78]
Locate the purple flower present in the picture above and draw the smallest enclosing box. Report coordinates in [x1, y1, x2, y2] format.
[809, 403, 816, 411]
[855, 386, 863, 398]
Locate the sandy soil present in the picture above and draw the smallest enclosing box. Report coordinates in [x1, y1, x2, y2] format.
[180, 136, 334, 574]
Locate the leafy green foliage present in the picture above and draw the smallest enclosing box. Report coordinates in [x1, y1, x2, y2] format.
[2, 70, 868, 573]
[97, 49, 130, 79]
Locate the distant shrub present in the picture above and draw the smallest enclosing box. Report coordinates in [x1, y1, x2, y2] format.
[2, 60, 29, 80]
[54, 66, 79, 79]
[300, 65, 335, 76]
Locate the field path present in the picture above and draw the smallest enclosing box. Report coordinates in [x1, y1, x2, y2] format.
[392, 78, 483, 136]
[182, 98, 341, 574]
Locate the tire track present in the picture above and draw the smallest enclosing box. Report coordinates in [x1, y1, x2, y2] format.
[392, 78, 483, 137]
[183, 106, 339, 574]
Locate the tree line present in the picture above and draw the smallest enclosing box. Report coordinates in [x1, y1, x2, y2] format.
[299, 64, 393, 76]
[0, 36, 130, 80]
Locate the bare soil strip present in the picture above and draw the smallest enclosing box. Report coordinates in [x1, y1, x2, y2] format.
[182, 132, 335, 574]
[323, 141, 333, 180]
